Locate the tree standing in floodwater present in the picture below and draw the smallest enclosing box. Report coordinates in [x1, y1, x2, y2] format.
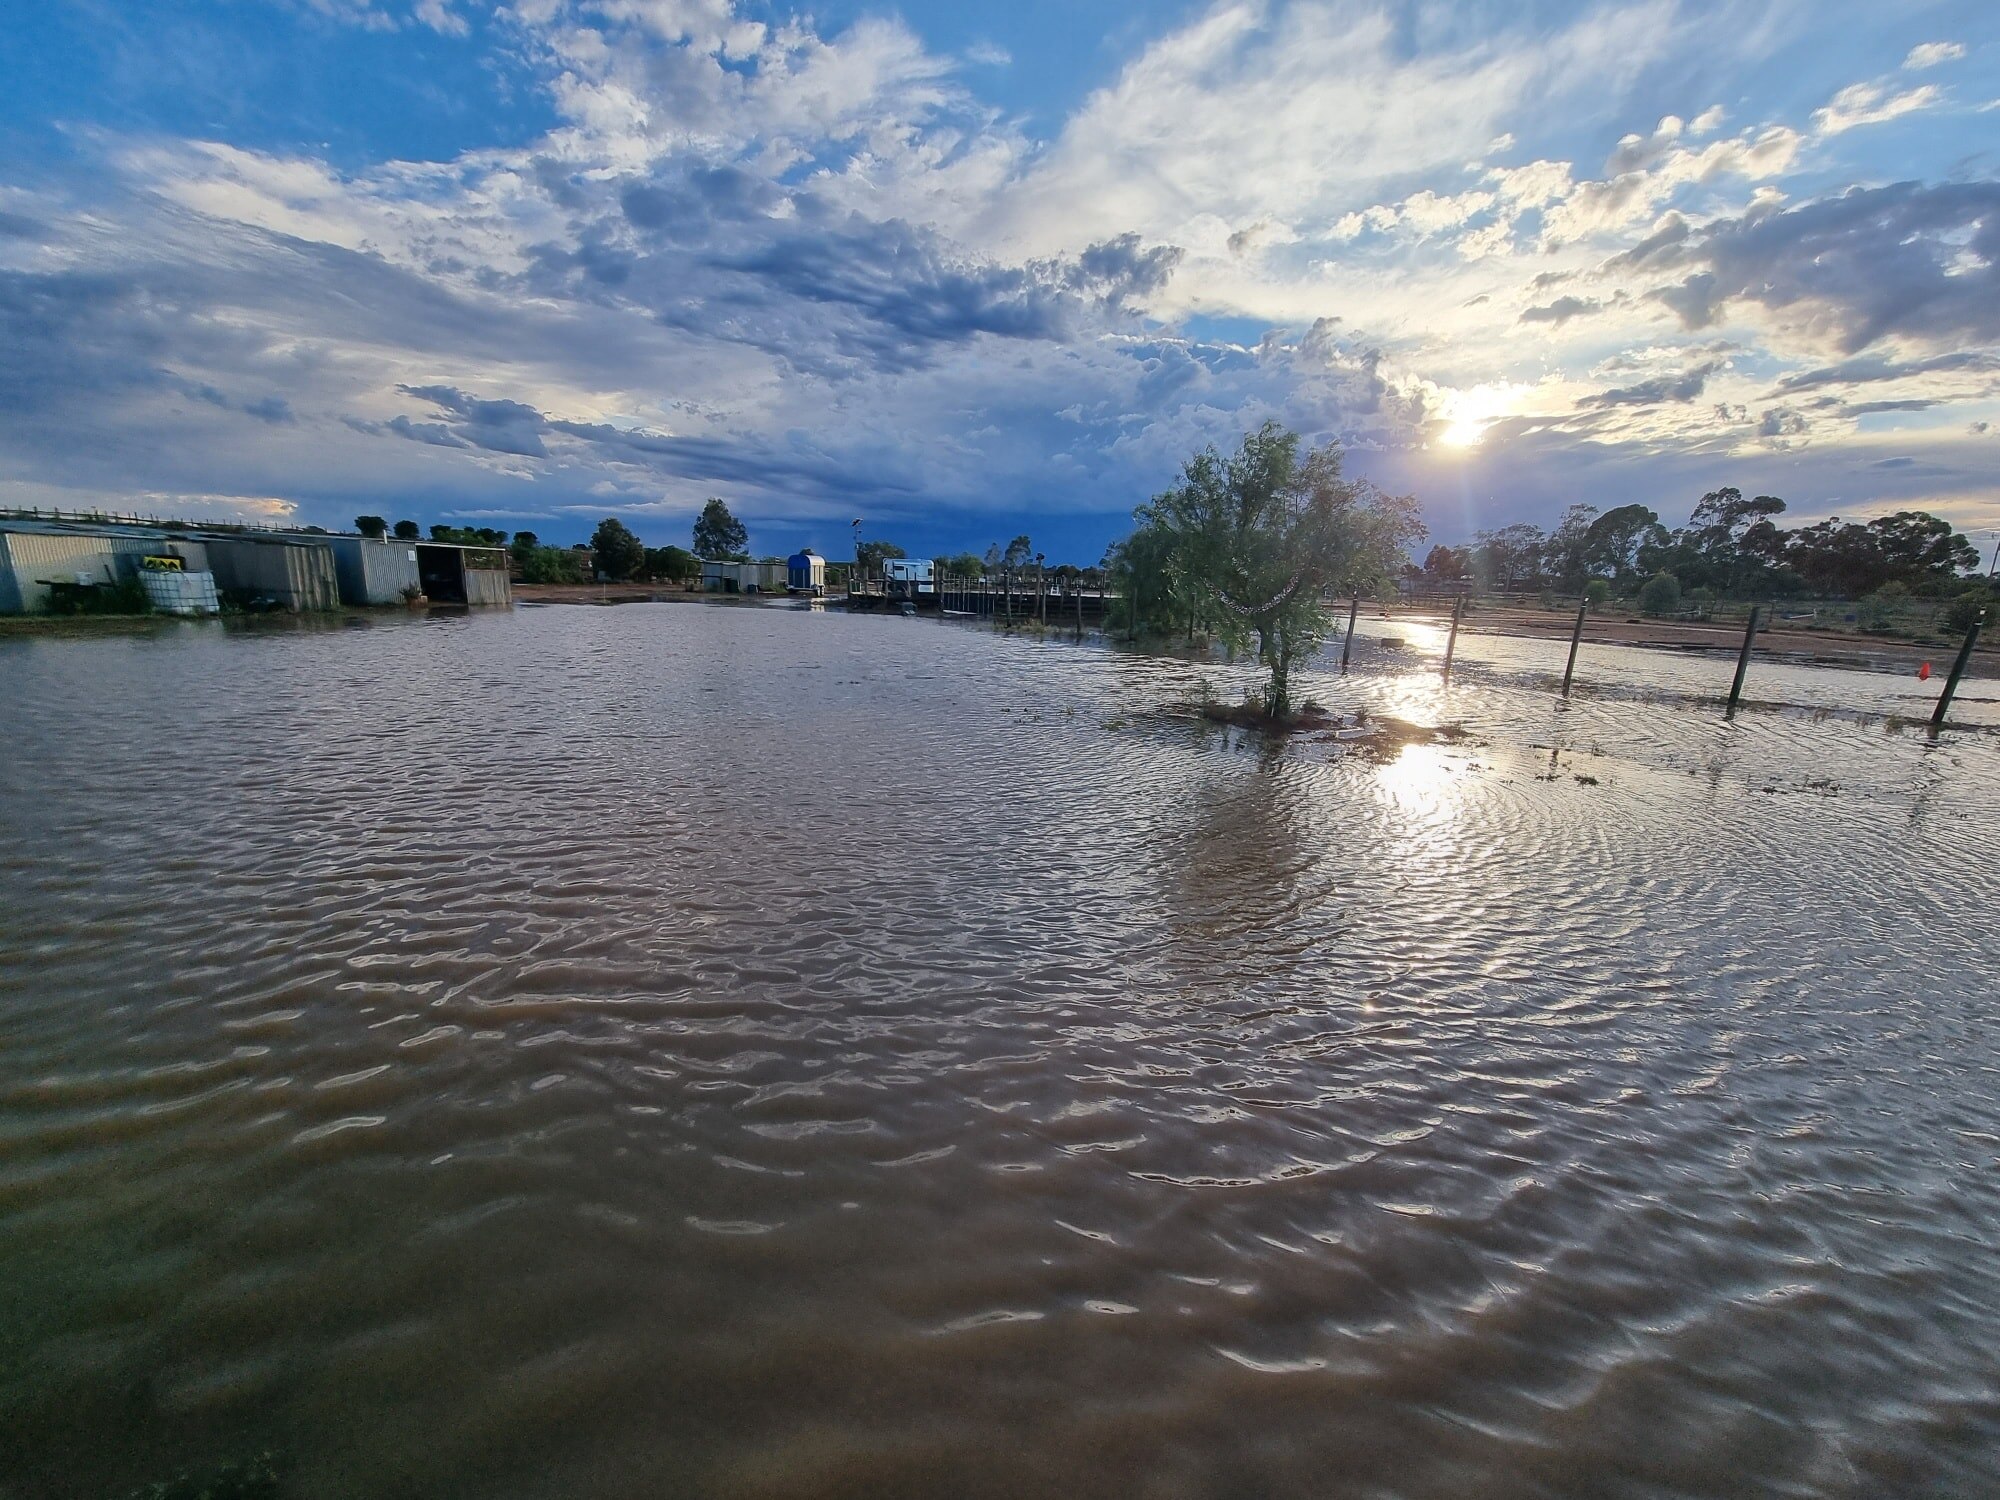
[1121, 423, 1423, 721]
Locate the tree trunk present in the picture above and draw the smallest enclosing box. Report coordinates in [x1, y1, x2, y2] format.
[1258, 622, 1292, 721]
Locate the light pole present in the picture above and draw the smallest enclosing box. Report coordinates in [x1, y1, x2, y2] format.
[1987, 530, 1999, 580]
[852, 518, 863, 594]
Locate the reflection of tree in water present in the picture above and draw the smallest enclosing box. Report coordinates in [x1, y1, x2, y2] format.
[1137, 748, 1344, 1009]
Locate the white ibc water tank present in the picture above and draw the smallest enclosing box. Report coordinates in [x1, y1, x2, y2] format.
[140, 569, 222, 616]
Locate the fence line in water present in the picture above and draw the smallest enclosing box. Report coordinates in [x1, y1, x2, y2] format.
[886, 582, 1993, 732]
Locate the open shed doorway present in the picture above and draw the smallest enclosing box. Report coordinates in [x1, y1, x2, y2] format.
[416, 545, 468, 604]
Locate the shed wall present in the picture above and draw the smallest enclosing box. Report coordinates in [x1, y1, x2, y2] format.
[0, 529, 211, 613]
[206, 539, 340, 611]
[464, 566, 512, 607]
[330, 538, 423, 605]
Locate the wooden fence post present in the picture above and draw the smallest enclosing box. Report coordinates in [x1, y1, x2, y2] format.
[1441, 595, 1464, 682]
[1561, 599, 1587, 698]
[1724, 606, 1761, 720]
[1930, 609, 1986, 730]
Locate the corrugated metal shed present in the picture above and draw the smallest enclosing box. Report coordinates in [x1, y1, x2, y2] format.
[464, 562, 512, 607]
[205, 537, 340, 612]
[0, 525, 212, 614]
[702, 559, 787, 593]
[328, 536, 423, 606]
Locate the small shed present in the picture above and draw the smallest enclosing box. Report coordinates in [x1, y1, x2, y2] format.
[703, 559, 787, 593]
[412, 543, 513, 606]
[204, 535, 341, 612]
[328, 536, 423, 605]
[786, 549, 826, 595]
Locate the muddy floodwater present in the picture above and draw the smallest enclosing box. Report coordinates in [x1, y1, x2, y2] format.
[3, 603, 1998, 1499]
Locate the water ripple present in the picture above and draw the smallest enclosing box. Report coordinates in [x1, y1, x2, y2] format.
[1, 604, 1997, 1498]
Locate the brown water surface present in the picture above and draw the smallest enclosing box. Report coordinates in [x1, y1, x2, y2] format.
[3, 603, 1998, 1498]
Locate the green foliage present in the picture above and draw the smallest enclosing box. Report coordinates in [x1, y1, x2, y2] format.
[1583, 578, 1611, 607]
[692, 498, 748, 559]
[1421, 544, 1469, 579]
[1857, 580, 1909, 630]
[517, 545, 587, 584]
[354, 514, 387, 538]
[590, 517, 647, 580]
[645, 544, 700, 580]
[940, 551, 986, 579]
[1638, 571, 1682, 617]
[1942, 586, 1995, 635]
[856, 540, 906, 573]
[1471, 522, 1545, 592]
[428, 524, 508, 546]
[1543, 503, 1599, 593]
[1003, 535, 1034, 569]
[392, 519, 420, 540]
[1582, 503, 1668, 586]
[43, 577, 151, 616]
[1116, 421, 1424, 720]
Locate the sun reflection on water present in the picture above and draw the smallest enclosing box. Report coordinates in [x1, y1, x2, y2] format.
[1372, 742, 1466, 821]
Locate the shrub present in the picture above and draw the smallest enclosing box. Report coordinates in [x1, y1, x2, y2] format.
[1638, 572, 1681, 617]
[1860, 581, 1910, 630]
[1583, 578, 1611, 608]
[44, 577, 150, 616]
[1942, 586, 1995, 635]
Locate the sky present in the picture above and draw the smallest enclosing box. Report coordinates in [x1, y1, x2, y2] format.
[2, 0, 1997, 564]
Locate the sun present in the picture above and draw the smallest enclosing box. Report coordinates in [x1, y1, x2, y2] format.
[1435, 383, 1524, 450]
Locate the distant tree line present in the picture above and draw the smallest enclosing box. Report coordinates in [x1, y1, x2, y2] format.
[1417, 490, 1993, 623]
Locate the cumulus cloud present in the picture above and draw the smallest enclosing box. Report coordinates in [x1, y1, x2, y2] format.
[0, 0, 1994, 544]
[1639, 182, 2000, 352]
[985, 0, 1676, 256]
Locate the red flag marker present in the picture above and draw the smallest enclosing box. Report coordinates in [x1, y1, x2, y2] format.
[1918, 661, 1933, 681]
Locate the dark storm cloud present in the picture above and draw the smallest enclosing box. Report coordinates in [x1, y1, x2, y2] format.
[712, 220, 1183, 370]
[399, 385, 551, 457]
[525, 165, 1184, 380]
[1773, 350, 2000, 394]
[1639, 181, 2000, 352]
[548, 419, 927, 499]
[358, 414, 470, 448]
[1576, 360, 1720, 408]
[721, 218, 1077, 351]
[0, 267, 186, 414]
[367, 382, 930, 504]
[1069, 233, 1185, 306]
[621, 164, 786, 237]
[1602, 211, 1688, 271]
